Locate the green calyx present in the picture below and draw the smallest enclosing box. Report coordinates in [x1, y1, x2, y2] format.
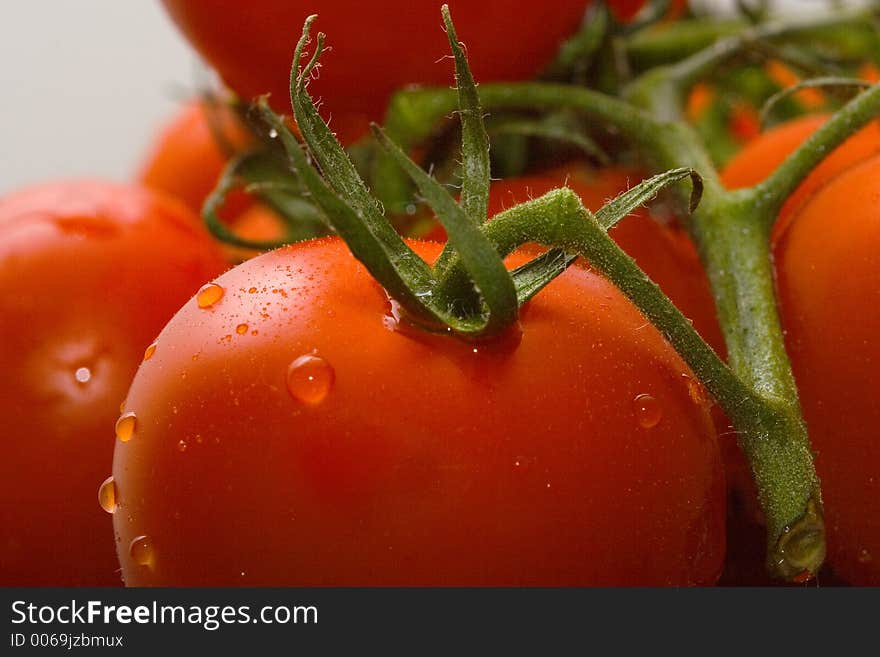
[260, 8, 697, 343]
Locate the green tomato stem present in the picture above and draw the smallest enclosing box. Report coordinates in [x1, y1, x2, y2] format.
[624, 11, 878, 72]
[623, 11, 878, 121]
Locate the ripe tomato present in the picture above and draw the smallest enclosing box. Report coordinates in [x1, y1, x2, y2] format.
[160, 1, 589, 142]
[721, 114, 880, 236]
[138, 99, 253, 221]
[0, 181, 227, 585]
[727, 103, 761, 144]
[221, 203, 291, 263]
[774, 156, 880, 585]
[112, 238, 725, 585]
[482, 166, 725, 355]
[138, 99, 295, 263]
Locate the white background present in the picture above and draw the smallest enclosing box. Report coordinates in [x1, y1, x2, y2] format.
[0, 0, 869, 195]
[0, 2, 196, 194]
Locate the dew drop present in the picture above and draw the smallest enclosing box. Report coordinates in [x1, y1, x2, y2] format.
[633, 394, 662, 429]
[129, 535, 154, 567]
[115, 412, 137, 442]
[196, 282, 225, 308]
[74, 366, 91, 384]
[858, 548, 873, 564]
[143, 342, 157, 361]
[236, 323, 249, 335]
[177, 439, 188, 453]
[98, 476, 117, 514]
[286, 354, 335, 405]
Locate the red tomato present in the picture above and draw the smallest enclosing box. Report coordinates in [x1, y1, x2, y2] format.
[0, 181, 227, 585]
[160, 1, 589, 142]
[480, 166, 725, 355]
[221, 203, 291, 263]
[727, 103, 761, 144]
[721, 114, 880, 236]
[138, 100, 296, 263]
[112, 238, 725, 585]
[774, 156, 880, 585]
[138, 99, 254, 221]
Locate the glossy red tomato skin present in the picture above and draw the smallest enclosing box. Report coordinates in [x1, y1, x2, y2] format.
[161, 1, 589, 142]
[485, 166, 725, 356]
[0, 181, 227, 586]
[113, 237, 724, 586]
[774, 157, 880, 585]
[721, 114, 880, 237]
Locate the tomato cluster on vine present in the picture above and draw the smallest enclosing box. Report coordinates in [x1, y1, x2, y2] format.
[2, 0, 879, 588]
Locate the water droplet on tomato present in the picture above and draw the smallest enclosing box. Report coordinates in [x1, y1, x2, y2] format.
[98, 476, 117, 514]
[177, 439, 188, 453]
[74, 366, 91, 384]
[129, 535, 154, 567]
[115, 412, 137, 442]
[633, 394, 662, 429]
[286, 354, 334, 405]
[143, 342, 157, 361]
[236, 323, 248, 335]
[196, 283, 224, 309]
[858, 549, 873, 564]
